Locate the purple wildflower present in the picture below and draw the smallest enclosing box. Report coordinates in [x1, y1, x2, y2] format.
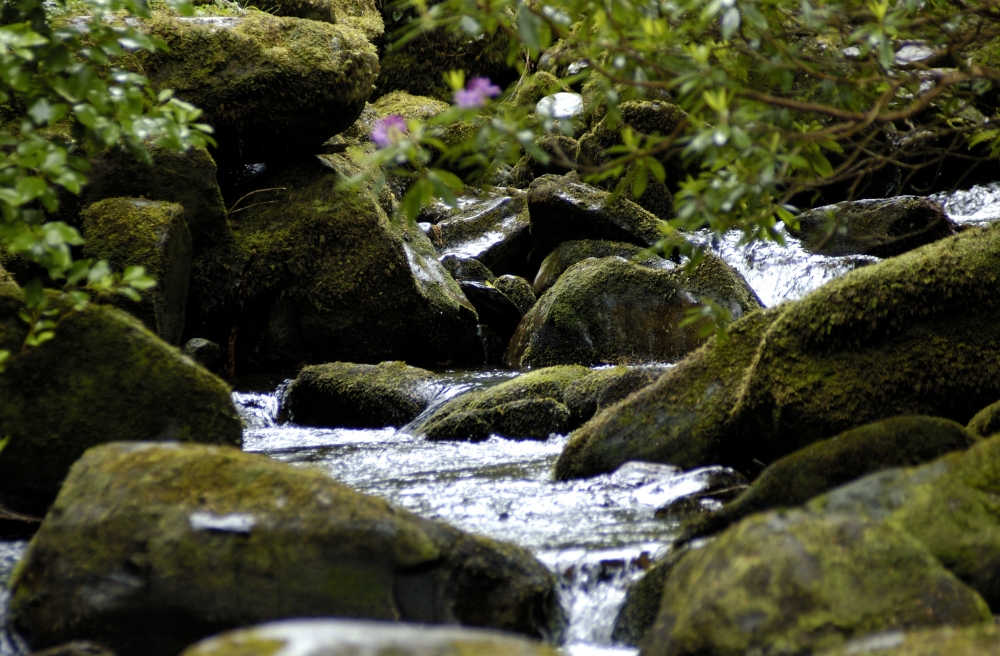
[454, 77, 501, 108]
[371, 115, 408, 147]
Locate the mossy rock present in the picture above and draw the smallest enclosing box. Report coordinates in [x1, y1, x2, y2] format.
[562, 365, 668, 426]
[73, 144, 229, 252]
[0, 289, 241, 516]
[81, 198, 193, 346]
[282, 361, 436, 428]
[417, 365, 593, 441]
[808, 433, 1000, 610]
[8, 443, 564, 656]
[968, 398, 1000, 437]
[213, 0, 384, 40]
[532, 239, 675, 296]
[457, 280, 525, 346]
[816, 625, 1000, 656]
[112, 11, 379, 163]
[611, 545, 689, 647]
[509, 136, 580, 189]
[682, 416, 979, 543]
[640, 510, 990, 656]
[181, 619, 560, 656]
[330, 92, 456, 150]
[193, 157, 483, 372]
[28, 642, 116, 656]
[555, 223, 1000, 480]
[430, 193, 533, 279]
[494, 275, 535, 315]
[507, 255, 761, 368]
[440, 256, 497, 283]
[789, 197, 957, 258]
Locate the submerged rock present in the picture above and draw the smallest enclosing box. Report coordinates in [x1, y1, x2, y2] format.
[282, 361, 436, 428]
[117, 11, 379, 163]
[789, 197, 956, 258]
[0, 289, 241, 516]
[182, 619, 558, 656]
[816, 625, 1000, 656]
[81, 198, 193, 345]
[640, 511, 989, 656]
[418, 366, 593, 441]
[532, 239, 674, 296]
[198, 158, 483, 372]
[555, 223, 1000, 480]
[9, 443, 564, 656]
[507, 255, 761, 368]
[681, 416, 979, 542]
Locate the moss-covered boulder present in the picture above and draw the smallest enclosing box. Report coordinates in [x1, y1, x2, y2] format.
[967, 399, 1000, 437]
[116, 11, 378, 163]
[526, 177, 667, 272]
[532, 240, 675, 296]
[612, 546, 689, 647]
[640, 510, 990, 656]
[807, 433, 1000, 610]
[196, 157, 483, 372]
[0, 289, 241, 516]
[430, 194, 533, 279]
[817, 625, 1000, 656]
[222, 0, 383, 39]
[494, 275, 536, 315]
[9, 443, 564, 656]
[789, 197, 957, 257]
[507, 255, 761, 368]
[330, 92, 454, 152]
[562, 365, 668, 426]
[81, 198, 192, 345]
[682, 416, 979, 542]
[182, 620, 559, 656]
[555, 223, 1000, 480]
[509, 136, 580, 189]
[282, 361, 436, 428]
[417, 366, 593, 441]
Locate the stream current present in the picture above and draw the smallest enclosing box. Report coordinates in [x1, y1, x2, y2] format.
[2, 184, 999, 656]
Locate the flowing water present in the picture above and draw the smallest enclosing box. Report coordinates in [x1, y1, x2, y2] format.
[3, 184, 1000, 655]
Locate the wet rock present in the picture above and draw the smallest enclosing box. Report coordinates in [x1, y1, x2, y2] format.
[526, 177, 667, 271]
[555, 223, 1000, 480]
[29, 643, 116, 656]
[441, 256, 497, 284]
[494, 276, 536, 316]
[81, 198, 192, 345]
[431, 194, 534, 279]
[967, 398, 1000, 437]
[507, 255, 761, 368]
[807, 433, 1000, 610]
[0, 288, 241, 516]
[640, 511, 989, 656]
[9, 443, 564, 656]
[330, 92, 454, 152]
[181, 619, 559, 656]
[509, 136, 580, 189]
[182, 338, 222, 372]
[75, 144, 229, 251]
[418, 366, 593, 441]
[532, 240, 674, 296]
[816, 625, 1000, 656]
[681, 416, 979, 542]
[789, 197, 956, 258]
[116, 11, 378, 163]
[612, 546, 690, 647]
[458, 280, 524, 346]
[197, 157, 483, 372]
[282, 361, 436, 428]
[563, 366, 668, 426]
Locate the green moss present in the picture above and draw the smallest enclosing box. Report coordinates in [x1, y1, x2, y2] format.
[419, 365, 593, 441]
[642, 510, 990, 656]
[967, 399, 1000, 437]
[817, 624, 1000, 656]
[493, 275, 535, 315]
[532, 240, 669, 296]
[0, 291, 241, 515]
[9, 443, 561, 655]
[611, 545, 689, 647]
[235, 0, 383, 40]
[556, 223, 1000, 480]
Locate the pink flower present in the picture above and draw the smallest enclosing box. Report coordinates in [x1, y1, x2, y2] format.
[371, 115, 408, 147]
[454, 77, 501, 108]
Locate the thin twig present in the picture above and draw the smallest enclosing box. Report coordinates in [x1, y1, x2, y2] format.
[227, 187, 286, 213]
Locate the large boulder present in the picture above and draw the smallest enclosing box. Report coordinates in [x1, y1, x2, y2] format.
[788, 197, 957, 257]
[8, 443, 564, 656]
[817, 625, 1000, 656]
[81, 198, 193, 345]
[282, 361, 437, 428]
[220, 0, 383, 40]
[0, 289, 241, 516]
[532, 239, 674, 296]
[807, 433, 1000, 610]
[967, 398, 1000, 437]
[194, 157, 483, 372]
[555, 223, 1000, 480]
[507, 255, 761, 368]
[116, 11, 379, 163]
[182, 620, 558, 656]
[640, 510, 990, 656]
[681, 416, 979, 542]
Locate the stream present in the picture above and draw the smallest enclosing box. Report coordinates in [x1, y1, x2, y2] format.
[2, 184, 999, 656]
